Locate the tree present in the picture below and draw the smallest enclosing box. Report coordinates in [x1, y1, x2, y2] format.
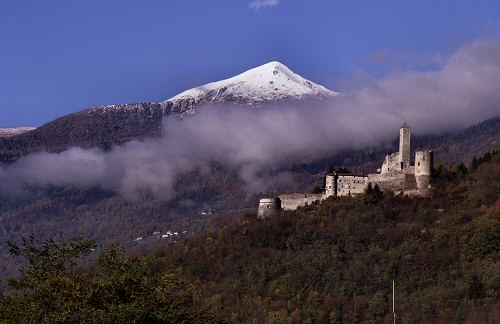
[456, 162, 468, 178]
[364, 183, 383, 205]
[0, 235, 96, 323]
[0, 235, 213, 323]
[366, 291, 388, 320]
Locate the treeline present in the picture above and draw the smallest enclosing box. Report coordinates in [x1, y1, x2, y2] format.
[1, 151, 499, 323]
[0, 102, 167, 163]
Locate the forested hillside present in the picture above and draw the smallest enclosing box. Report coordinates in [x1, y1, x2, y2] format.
[150, 152, 500, 323]
[1, 152, 498, 323]
[0, 103, 167, 163]
[301, 116, 500, 175]
[0, 118, 498, 280]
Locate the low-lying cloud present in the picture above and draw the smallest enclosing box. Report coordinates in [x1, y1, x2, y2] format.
[1, 38, 499, 198]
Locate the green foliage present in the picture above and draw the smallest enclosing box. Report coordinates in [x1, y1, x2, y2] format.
[364, 183, 383, 205]
[471, 150, 497, 171]
[7, 234, 95, 279]
[366, 291, 388, 320]
[470, 214, 500, 255]
[0, 236, 213, 323]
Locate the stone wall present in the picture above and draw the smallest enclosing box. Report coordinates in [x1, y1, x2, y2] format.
[368, 173, 406, 191]
[381, 152, 401, 174]
[337, 175, 368, 196]
[325, 174, 336, 197]
[279, 193, 325, 211]
[415, 150, 433, 189]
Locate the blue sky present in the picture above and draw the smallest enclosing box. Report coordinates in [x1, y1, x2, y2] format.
[1, 0, 500, 127]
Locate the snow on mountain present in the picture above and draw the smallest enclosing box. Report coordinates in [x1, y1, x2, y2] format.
[0, 62, 336, 156]
[0, 127, 36, 138]
[77, 61, 336, 117]
[162, 61, 337, 115]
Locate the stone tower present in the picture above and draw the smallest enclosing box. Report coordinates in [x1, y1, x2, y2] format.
[257, 198, 281, 219]
[399, 122, 411, 169]
[325, 174, 336, 197]
[415, 150, 433, 189]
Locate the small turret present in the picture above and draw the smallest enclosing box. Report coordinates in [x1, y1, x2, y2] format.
[257, 198, 281, 219]
[415, 150, 433, 189]
[325, 174, 336, 197]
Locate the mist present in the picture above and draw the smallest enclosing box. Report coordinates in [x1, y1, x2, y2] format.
[1, 38, 499, 198]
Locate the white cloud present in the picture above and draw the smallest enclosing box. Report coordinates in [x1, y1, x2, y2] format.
[249, 0, 280, 10]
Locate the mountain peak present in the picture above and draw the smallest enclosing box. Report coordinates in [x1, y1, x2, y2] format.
[163, 61, 337, 113]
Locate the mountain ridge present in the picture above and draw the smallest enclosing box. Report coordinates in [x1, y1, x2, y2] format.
[0, 62, 336, 162]
[0, 127, 36, 138]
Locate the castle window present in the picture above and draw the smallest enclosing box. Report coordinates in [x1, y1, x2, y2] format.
[417, 162, 420, 166]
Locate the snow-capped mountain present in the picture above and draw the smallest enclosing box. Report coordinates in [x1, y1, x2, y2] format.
[1, 62, 336, 160]
[0, 127, 36, 138]
[161, 61, 337, 115]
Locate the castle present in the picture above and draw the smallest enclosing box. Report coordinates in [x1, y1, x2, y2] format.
[258, 124, 433, 218]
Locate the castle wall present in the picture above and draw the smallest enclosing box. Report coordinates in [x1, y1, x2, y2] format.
[278, 193, 324, 211]
[381, 152, 401, 174]
[368, 173, 405, 191]
[337, 175, 368, 196]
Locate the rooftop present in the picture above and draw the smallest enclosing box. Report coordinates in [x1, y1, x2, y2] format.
[401, 122, 410, 129]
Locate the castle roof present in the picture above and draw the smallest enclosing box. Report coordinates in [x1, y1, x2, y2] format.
[400, 122, 410, 129]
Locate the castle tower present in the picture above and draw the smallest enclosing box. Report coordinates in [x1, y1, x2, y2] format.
[325, 174, 336, 197]
[257, 198, 281, 219]
[399, 122, 411, 168]
[415, 150, 433, 189]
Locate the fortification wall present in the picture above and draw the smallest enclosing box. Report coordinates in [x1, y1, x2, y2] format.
[368, 173, 405, 191]
[325, 175, 336, 197]
[395, 188, 432, 197]
[381, 152, 401, 174]
[279, 193, 325, 211]
[403, 173, 418, 190]
[337, 175, 368, 196]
